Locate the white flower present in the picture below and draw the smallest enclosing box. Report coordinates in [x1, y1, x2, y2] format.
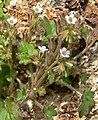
[38, 46, 48, 53]
[10, 0, 17, 6]
[60, 47, 70, 58]
[65, 14, 77, 24]
[27, 100, 33, 109]
[33, 3, 44, 14]
[7, 16, 18, 25]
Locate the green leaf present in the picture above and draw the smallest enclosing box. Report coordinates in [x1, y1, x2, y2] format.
[0, 2, 7, 20]
[19, 54, 30, 64]
[78, 90, 95, 118]
[42, 36, 48, 42]
[0, 99, 19, 120]
[48, 71, 55, 84]
[19, 42, 38, 64]
[0, 2, 3, 9]
[62, 76, 72, 85]
[19, 42, 38, 56]
[3, 0, 10, 6]
[41, 17, 51, 37]
[0, 65, 12, 87]
[41, 17, 57, 38]
[81, 73, 88, 84]
[0, 9, 4, 18]
[49, 20, 57, 36]
[27, 43, 37, 56]
[61, 71, 72, 85]
[80, 26, 89, 38]
[44, 105, 57, 120]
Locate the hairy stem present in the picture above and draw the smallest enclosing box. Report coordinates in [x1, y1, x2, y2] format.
[36, 57, 59, 88]
[57, 79, 82, 96]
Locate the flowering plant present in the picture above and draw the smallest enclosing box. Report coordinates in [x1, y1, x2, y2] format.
[0, 0, 95, 119]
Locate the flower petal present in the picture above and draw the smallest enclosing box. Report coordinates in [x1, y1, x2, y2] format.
[38, 46, 48, 53]
[66, 50, 70, 55]
[62, 47, 67, 51]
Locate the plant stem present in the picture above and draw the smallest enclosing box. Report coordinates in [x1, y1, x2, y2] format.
[8, 29, 16, 93]
[34, 99, 44, 110]
[29, 63, 34, 87]
[34, 35, 65, 89]
[36, 57, 59, 88]
[57, 79, 82, 96]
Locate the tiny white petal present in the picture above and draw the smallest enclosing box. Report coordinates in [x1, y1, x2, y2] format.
[38, 46, 48, 53]
[27, 100, 33, 109]
[73, 17, 77, 23]
[65, 15, 69, 21]
[38, 46, 42, 50]
[64, 54, 70, 58]
[62, 47, 67, 51]
[69, 14, 74, 18]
